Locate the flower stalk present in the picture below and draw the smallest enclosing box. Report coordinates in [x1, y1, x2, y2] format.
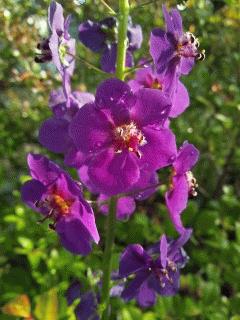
[116, 0, 130, 80]
[101, 1, 129, 318]
[101, 196, 117, 319]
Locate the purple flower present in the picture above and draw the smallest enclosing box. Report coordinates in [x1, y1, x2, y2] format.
[69, 78, 177, 195]
[75, 291, 99, 320]
[128, 65, 189, 118]
[150, 5, 205, 77]
[165, 142, 199, 234]
[35, 1, 75, 77]
[78, 166, 158, 220]
[78, 17, 142, 73]
[39, 86, 94, 167]
[66, 281, 100, 320]
[21, 154, 99, 255]
[118, 229, 192, 307]
[98, 194, 136, 221]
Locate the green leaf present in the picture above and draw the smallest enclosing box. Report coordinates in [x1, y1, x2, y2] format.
[34, 288, 58, 320]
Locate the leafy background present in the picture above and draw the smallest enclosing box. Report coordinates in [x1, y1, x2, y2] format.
[0, 0, 240, 319]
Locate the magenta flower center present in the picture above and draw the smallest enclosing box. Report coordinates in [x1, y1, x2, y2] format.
[35, 190, 74, 229]
[177, 32, 201, 59]
[114, 121, 147, 158]
[49, 193, 73, 215]
[151, 260, 177, 288]
[186, 171, 198, 197]
[144, 74, 163, 90]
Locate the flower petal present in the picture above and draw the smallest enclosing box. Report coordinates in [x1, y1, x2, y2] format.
[165, 175, 188, 233]
[149, 270, 180, 296]
[66, 281, 81, 305]
[162, 5, 183, 37]
[168, 228, 192, 261]
[127, 24, 143, 50]
[130, 169, 159, 201]
[56, 218, 94, 255]
[170, 80, 190, 118]
[27, 153, 61, 185]
[150, 28, 176, 74]
[78, 20, 106, 52]
[119, 244, 151, 277]
[121, 272, 150, 301]
[160, 234, 168, 268]
[139, 127, 177, 171]
[180, 57, 195, 75]
[137, 280, 156, 308]
[49, 88, 66, 117]
[75, 291, 99, 320]
[48, 1, 64, 34]
[174, 143, 199, 174]
[88, 149, 140, 195]
[39, 117, 72, 153]
[95, 78, 135, 111]
[21, 179, 46, 208]
[98, 195, 136, 220]
[100, 44, 134, 73]
[69, 103, 113, 154]
[131, 88, 171, 127]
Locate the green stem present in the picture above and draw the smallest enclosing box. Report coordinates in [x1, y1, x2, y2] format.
[100, 2, 129, 318]
[101, 197, 117, 319]
[116, 0, 130, 80]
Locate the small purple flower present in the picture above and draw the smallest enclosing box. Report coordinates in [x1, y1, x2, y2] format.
[98, 194, 136, 221]
[165, 142, 199, 234]
[21, 154, 99, 255]
[66, 281, 100, 320]
[69, 78, 177, 195]
[39, 86, 94, 167]
[150, 5, 205, 77]
[75, 291, 99, 320]
[35, 1, 75, 77]
[118, 229, 192, 307]
[128, 65, 189, 118]
[78, 17, 142, 73]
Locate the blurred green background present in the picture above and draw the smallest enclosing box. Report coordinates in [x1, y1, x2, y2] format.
[0, 0, 240, 319]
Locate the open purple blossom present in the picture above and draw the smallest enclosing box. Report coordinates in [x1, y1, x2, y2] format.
[78, 17, 142, 73]
[39, 86, 94, 168]
[128, 65, 189, 118]
[66, 281, 100, 320]
[150, 5, 205, 78]
[118, 229, 192, 307]
[21, 154, 99, 255]
[165, 142, 199, 234]
[35, 1, 75, 77]
[69, 78, 177, 195]
[98, 194, 136, 221]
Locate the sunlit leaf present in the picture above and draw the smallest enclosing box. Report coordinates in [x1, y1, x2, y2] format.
[1, 294, 31, 318]
[34, 288, 58, 320]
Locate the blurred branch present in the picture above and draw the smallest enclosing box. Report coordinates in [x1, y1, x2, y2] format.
[131, 0, 160, 10]
[124, 58, 153, 76]
[100, 0, 116, 15]
[68, 52, 109, 75]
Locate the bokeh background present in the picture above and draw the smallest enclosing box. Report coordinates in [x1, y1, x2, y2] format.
[0, 0, 240, 319]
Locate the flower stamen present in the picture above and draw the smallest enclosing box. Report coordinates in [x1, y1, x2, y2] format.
[186, 171, 198, 197]
[114, 121, 147, 158]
